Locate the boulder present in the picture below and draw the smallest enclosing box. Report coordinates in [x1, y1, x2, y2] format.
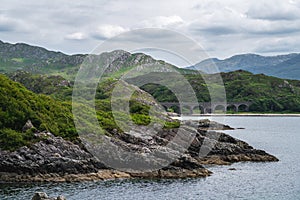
[31, 192, 66, 200]
[22, 120, 34, 132]
[32, 192, 48, 200]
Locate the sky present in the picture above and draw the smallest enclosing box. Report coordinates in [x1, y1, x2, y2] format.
[1, 0, 300, 66]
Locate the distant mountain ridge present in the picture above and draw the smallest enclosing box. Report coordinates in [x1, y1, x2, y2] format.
[188, 53, 300, 80]
[1, 40, 300, 114]
[0, 40, 85, 74]
[1, 40, 300, 80]
[0, 40, 195, 79]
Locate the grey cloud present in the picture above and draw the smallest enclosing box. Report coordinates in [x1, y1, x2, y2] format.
[255, 44, 298, 54]
[49, 11, 92, 27]
[247, 12, 300, 21]
[246, 1, 300, 21]
[245, 20, 300, 36]
[191, 26, 238, 36]
[0, 0, 300, 62]
[0, 24, 14, 32]
[92, 28, 181, 43]
[248, 26, 300, 35]
[91, 33, 107, 40]
[0, 14, 24, 33]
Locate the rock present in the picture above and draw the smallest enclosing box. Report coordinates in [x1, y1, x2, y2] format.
[228, 168, 237, 170]
[166, 112, 179, 117]
[0, 119, 279, 182]
[32, 192, 48, 200]
[22, 120, 34, 132]
[34, 131, 54, 138]
[56, 196, 67, 200]
[193, 130, 279, 164]
[196, 119, 235, 130]
[31, 192, 66, 200]
[0, 135, 107, 176]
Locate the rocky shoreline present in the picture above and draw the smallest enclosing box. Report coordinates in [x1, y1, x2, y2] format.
[0, 120, 278, 183]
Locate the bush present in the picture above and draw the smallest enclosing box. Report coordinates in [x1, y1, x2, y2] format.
[0, 129, 26, 151]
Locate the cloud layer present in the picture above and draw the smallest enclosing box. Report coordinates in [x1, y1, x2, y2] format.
[0, 0, 300, 64]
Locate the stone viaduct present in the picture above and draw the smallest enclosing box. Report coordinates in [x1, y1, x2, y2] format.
[160, 102, 252, 114]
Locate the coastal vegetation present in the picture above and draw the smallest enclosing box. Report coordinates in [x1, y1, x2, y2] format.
[0, 73, 179, 151]
[1, 41, 300, 151]
[130, 70, 300, 113]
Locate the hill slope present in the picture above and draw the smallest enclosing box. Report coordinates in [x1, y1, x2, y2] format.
[129, 70, 300, 113]
[0, 72, 181, 150]
[0, 40, 195, 80]
[0, 74, 77, 150]
[188, 53, 300, 80]
[0, 40, 84, 76]
[1, 40, 300, 114]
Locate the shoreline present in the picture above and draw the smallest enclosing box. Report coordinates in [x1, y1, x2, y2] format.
[172, 113, 300, 119]
[0, 120, 279, 183]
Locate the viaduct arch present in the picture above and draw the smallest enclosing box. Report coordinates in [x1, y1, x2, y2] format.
[160, 102, 251, 115]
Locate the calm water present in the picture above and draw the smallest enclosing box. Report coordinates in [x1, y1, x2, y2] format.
[1, 117, 300, 200]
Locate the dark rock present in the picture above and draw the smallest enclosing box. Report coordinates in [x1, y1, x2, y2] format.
[31, 192, 66, 200]
[32, 192, 49, 200]
[196, 119, 234, 130]
[0, 133, 107, 176]
[22, 120, 34, 132]
[0, 119, 279, 182]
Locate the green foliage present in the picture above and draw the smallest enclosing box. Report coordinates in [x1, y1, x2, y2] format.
[220, 70, 300, 112]
[131, 114, 151, 126]
[131, 71, 300, 113]
[9, 71, 73, 101]
[0, 129, 26, 151]
[0, 74, 77, 141]
[3, 60, 300, 153]
[164, 120, 180, 129]
[129, 100, 150, 115]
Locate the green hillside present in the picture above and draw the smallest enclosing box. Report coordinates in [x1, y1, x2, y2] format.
[129, 70, 300, 113]
[0, 73, 180, 151]
[0, 74, 76, 150]
[0, 40, 84, 78]
[1, 40, 300, 121]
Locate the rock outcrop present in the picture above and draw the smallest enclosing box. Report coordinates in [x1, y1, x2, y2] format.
[0, 132, 106, 175]
[31, 192, 66, 200]
[22, 120, 35, 132]
[0, 120, 278, 182]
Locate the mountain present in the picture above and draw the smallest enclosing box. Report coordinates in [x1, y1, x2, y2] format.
[0, 40, 195, 80]
[188, 53, 300, 80]
[1, 40, 300, 114]
[0, 40, 84, 76]
[128, 70, 300, 113]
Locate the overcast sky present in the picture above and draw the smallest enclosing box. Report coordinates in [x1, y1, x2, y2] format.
[1, 0, 300, 66]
